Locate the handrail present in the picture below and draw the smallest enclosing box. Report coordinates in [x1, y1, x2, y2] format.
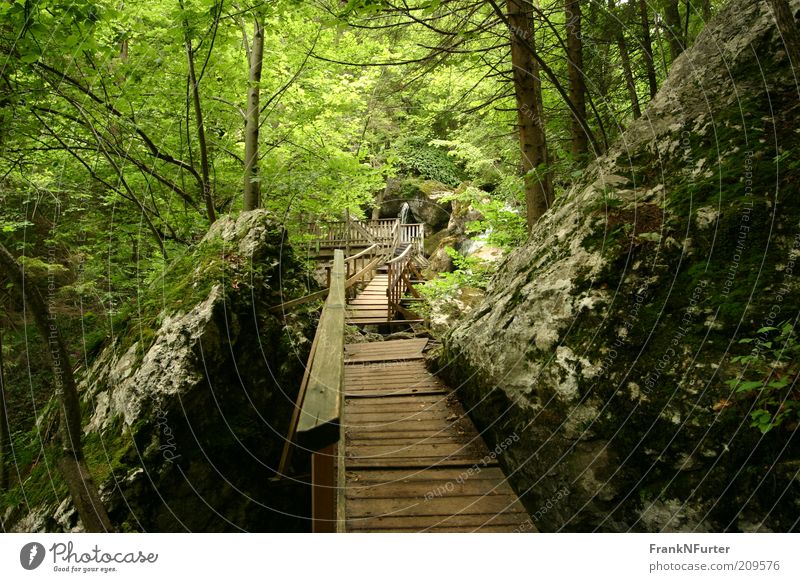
[276, 251, 347, 533]
[386, 243, 413, 321]
[278, 250, 346, 476]
[303, 219, 423, 257]
[344, 243, 379, 265]
[269, 245, 384, 313]
[296, 250, 345, 447]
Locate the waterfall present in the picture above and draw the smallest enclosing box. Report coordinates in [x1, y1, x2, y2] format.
[399, 202, 411, 224]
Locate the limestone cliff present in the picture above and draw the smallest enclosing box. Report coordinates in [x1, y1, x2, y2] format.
[5, 211, 315, 532]
[439, 0, 800, 532]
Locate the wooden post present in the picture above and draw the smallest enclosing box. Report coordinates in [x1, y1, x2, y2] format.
[344, 210, 351, 258]
[311, 443, 337, 533]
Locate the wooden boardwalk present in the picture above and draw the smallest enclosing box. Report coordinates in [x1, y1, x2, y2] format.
[340, 339, 532, 532]
[346, 272, 391, 325]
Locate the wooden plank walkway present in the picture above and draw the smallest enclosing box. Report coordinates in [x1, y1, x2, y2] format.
[340, 339, 533, 532]
[346, 272, 390, 325]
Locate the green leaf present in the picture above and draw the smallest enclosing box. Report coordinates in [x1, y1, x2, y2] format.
[767, 378, 789, 389]
[19, 52, 40, 64]
[735, 380, 764, 393]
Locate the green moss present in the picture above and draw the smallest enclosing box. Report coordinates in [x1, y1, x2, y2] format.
[82, 418, 136, 486]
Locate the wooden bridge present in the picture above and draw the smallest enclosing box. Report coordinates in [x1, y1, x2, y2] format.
[276, 219, 533, 533]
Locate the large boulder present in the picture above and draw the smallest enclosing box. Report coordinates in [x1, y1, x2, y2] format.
[6, 211, 315, 532]
[439, 0, 800, 532]
[377, 177, 452, 232]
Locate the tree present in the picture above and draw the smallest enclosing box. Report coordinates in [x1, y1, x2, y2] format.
[661, 0, 684, 63]
[0, 243, 113, 532]
[565, 0, 588, 158]
[243, 14, 265, 211]
[505, 0, 552, 229]
[0, 326, 8, 492]
[639, 0, 659, 99]
[610, 0, 641, 119]
[180, 0, 217, 224]
[766, 0, 800, 72]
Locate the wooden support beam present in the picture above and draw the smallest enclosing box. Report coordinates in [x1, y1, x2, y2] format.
[311, 443, 337, 533]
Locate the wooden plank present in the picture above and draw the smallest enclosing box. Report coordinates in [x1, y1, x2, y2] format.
[346, 513, 531, 532]
[345, 368, 437, 377]
[345, 367, 436, 377]
[344, 466, 510, 484]
[348, 321, 426, 325]
[346, 435, 477, 447]
[347, 442, 489, 462]
[344, 376, 441, 384]
[345, 364, 435, 378]
[345, 339, 427, 350]
[346, 493, 521, 517]
[276, 310, 323, 475]
[346, 420, 465, 433]
[345, 384, 443, 393]
[344, 339, 427, 357]
[345, 388, 447, 398]
[345, 409, 467, 423]
[346, 457, 498, 469]
[296, 250, 345, 448]
[345, 477, 518, 500]
[350, 524, 530, 533]
[344, 395, 449, 410]
[268, 287, 328, 313]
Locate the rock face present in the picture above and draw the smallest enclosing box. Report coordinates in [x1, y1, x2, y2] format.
[8, 211, 315, 532]
[376, 177, 452, 232]
[439, 0, 800, 532]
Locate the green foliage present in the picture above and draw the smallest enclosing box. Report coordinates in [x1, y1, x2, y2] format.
[430, 138, 502, 186]
[442, 186, 527, 250]
[395, 137, 464, 186]
[418, 247, 493, 316]
[726, 322, 800, 433]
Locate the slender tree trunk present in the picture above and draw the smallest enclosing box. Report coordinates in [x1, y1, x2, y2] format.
[181, 4, 216, 224]
[700, 0, 712, 21]
[565, 0, 588, 158]
[767, 0, 800, 72]
[0, 243, 113, 531]
[639, 0, 659, 98]
[0, 326, 9, 492]
[506, 0, 551, 230]
[243, 15, 264, 211]
[683, 0, 691, 45]
[661, 0, 684, 63]
[610, 0, 641, 119]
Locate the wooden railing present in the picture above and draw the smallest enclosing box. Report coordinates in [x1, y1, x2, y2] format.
[386, 244, 414, 321]
[270, 243, 388, 313]
[305, 218, 424, 257]
[343, 243, 383, 299]
[277, 250, 346, 532]
[400, 222, 424, 255]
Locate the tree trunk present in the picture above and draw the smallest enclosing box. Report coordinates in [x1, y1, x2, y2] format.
[610, 0, 641, 119]
[661, 0, 684, 63]
[639, 0, 659, 99]
[506, 0, 552, 230]
[565, 0, 588, 158]
[767, 0, 800, 72]
[0, 243, 113, 532]
[243, 15, 264, 211]
[700, 0, 712, 21]
[181, 4, 217, 224]
[0, 327, 8, 492]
